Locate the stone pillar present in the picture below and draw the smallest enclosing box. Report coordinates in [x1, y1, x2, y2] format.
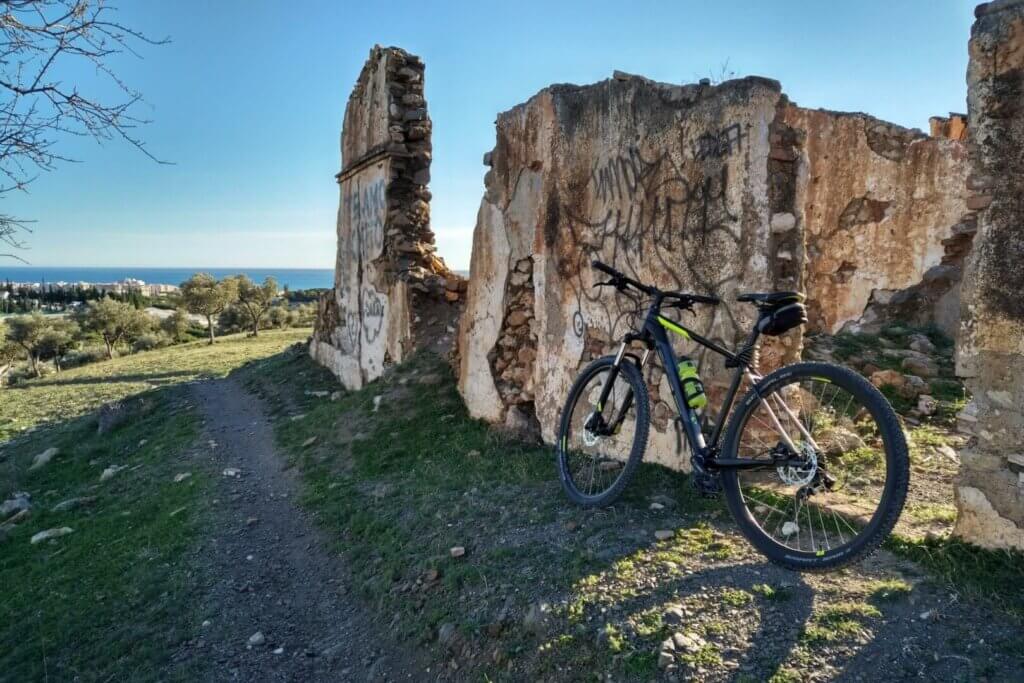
[953, 0, 1024, 550]
[311, 46, 464, 389]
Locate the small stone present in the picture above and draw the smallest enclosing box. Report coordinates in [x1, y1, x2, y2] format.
[222, 468, 241, 478]
[330, 391, 342, 401]
[100, 465, 126, 482]
[249, 631, 266, 647]
[30, 527, 73, 544]
[273, 647, 284, 655]
[246, 517, 259, 526]
[649, 502, 665, 511]
[901, 356, 939, 378]
[654, 529, 674, 541]
[302, 436, 318, 448]
[52, 496, 96, 513]
[908, 334, 936, 354]
[201, 620, 211, 628]
[917, 395, 938, 416]
[770, 212, 797, 233]
[450, 546, 466, 558]
[1, 492, 31, 519]
[438, 622, 457, 646]
[174, 472, 192, 483]
[466, 449, 481, 458]
[672, 631, 706, 653]
[29, 447, 59, 471]
[658, 649, 675, 669]
[781, 521, 799, 537]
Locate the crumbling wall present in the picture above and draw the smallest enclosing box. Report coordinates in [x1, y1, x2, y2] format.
[312, 46, 464, 389]
[456, 71, 971, 471]
[457, 74, 800, 469]
[953, 0, 1024, 550]
[784, 107, 971, 335]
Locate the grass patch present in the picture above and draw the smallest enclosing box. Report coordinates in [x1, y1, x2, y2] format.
[800, 602, 881, 646]
[720, 587, 753, 607]
[868, 578, 913, 603]
[751, 583, 792, 601]
[0, 388, 205, 681]
[244, 350, 732, 679]
[0, 327, 310, 441]
[885, 535, 1024, 617]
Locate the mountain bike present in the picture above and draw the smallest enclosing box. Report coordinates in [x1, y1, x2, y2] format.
[556, 260, 909, 570]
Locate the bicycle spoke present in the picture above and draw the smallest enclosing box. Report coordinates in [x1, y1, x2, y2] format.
[736, 374, 893, 558]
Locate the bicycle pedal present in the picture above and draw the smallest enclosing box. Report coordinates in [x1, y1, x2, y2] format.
[690, 472, 722, 498]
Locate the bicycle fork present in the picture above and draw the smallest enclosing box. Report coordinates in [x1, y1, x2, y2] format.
[588, 343, 648, 435]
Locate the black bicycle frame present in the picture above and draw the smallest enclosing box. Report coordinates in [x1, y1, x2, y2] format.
[591, 295, 804, 471]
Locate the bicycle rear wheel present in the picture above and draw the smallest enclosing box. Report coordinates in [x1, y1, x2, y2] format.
[720, 362, 909, 571]
[556, 355, 650, 507]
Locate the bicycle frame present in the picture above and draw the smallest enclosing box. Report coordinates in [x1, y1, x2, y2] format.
[592, 294, 811, 472]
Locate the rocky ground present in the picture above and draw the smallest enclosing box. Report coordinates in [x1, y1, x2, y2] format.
[240, 344, 1024, 682]
[170, 377, 427, 680]
[2, 329, 1022, 681]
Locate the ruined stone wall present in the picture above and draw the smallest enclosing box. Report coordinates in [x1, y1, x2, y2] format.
[953, 0, 1024, 550]
[784, 107, 971, 335]
[456, 72, 970, 471]
[312, 46, 463, 389]
[457, 74, 798, 469]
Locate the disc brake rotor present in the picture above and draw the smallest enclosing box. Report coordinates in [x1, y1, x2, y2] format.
[777, 441, 818, 486]
[582, 411, 600, 447]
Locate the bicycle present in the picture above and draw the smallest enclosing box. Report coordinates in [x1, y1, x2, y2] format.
[556, 260, 909, 571]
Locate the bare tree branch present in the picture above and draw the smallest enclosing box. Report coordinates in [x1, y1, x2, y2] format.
[0, 0, 168, 259]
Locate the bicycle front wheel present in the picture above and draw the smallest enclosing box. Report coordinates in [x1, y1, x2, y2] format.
[721, 362, 909, 571]
[556, 355, 650, 507]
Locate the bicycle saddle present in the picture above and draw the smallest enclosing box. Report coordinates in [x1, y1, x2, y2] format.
[736, 291, 804, 305]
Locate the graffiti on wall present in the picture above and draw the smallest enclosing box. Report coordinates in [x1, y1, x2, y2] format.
[345, 175, 386, 263]
[565, 123, 753, 359]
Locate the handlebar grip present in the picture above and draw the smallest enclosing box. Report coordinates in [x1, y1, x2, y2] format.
[591, 260, 619, 278]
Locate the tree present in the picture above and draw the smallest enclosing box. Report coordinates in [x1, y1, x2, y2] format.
[233, 275, 278, 337]
[0, 1, 167, 259]
[4, 311, 50, 376]
[37, 317, 78, 371]
[75, 296, 144, 359]
[160, 307, 192, 342]
[267, 304, 290, 329]
[0, 322, 21, 384]
[181, 274, 238, 344]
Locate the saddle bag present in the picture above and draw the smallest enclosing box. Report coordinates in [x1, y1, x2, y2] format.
[757, 301, 807, 336]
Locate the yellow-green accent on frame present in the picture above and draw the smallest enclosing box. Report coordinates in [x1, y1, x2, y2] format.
[657, 316, 691, 339]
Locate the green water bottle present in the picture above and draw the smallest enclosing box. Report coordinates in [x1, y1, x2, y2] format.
[678, 357, 707, 410]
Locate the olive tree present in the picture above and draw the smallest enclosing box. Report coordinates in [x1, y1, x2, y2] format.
[4, 311, 51, 376]
[38, 317, 78, 371]
[180, 274, 238, 344]
[233, 275, 278, 337]
[75, 297, 149, 359]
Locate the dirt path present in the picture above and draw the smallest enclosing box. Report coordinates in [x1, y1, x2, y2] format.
[176, 376, 426, 681]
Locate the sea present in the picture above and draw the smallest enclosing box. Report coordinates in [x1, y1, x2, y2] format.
[0, 266, 335, 291]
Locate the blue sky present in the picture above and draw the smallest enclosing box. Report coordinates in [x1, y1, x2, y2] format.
[3, 0, 977, 270]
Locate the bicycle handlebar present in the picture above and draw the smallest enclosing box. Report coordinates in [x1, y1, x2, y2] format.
[591, 260, 720, 306]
